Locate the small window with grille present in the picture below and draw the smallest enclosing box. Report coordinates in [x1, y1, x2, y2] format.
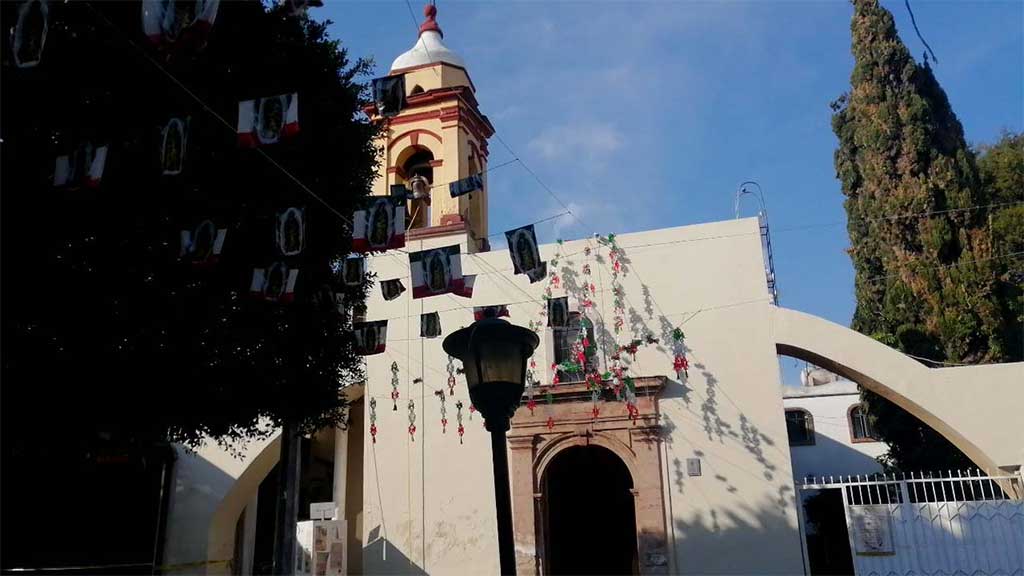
[553, 312, 597, 382]
[849, 404, 878, 442]
[785, 409, 815, 446]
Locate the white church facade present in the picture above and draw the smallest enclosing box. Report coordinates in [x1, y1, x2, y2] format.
[161, 6, 1024, 575]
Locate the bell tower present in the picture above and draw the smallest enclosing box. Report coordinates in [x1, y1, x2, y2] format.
[368, 4, 494, 251]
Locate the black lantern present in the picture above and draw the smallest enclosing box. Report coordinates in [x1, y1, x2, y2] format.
[443, 316, 539, 575]
[443, 317, 539, 431]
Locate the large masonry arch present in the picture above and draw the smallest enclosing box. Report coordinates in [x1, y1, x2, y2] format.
[771, 306, 1024, 477]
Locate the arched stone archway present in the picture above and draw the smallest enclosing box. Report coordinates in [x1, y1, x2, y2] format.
[542, 445, 638, 575]
[771, 306, 1024, 476]
[508, 377, 670, 575]
[206, 435, 281, 575]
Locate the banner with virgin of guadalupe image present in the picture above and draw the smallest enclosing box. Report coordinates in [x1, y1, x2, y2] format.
[160, 117, 189, 176]
[341, 256, 365, 287]
[250, 262, 299, 303]
[54, 143, 108, 189]
[420, 312, 441, 339]
[408, 245, 471, 299]
[505, 224, 546, 283]
[237, 92, 299, 148]
[380, 278, 405, 301]
[353, 320, 388, 355]
[548, 296, 569, 328]
[473, 305, 509, 321]
[142, 0, 219, 50]
[351, 196, 405, 253]
[276, 207, 305, 256]
[180, 219, 226, 267]
[12, 0, 48, 69]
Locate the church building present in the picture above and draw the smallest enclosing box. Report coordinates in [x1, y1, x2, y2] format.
[161, 6, 941, 575]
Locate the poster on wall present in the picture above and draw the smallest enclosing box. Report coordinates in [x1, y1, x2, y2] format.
[850, 506, 894, 555]
[296, 519, 346, 576]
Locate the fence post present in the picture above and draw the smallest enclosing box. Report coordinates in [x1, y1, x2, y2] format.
[795, 483, 812, 576]
[899, 476, 911, 505]
[839, 483, 859, 574]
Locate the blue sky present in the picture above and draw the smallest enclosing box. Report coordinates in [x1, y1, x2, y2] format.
[316, 1, 1023, 384]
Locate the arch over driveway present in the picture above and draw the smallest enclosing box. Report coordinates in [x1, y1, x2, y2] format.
[771, 307, 1024, 474]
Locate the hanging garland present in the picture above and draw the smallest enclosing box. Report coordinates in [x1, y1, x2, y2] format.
[435, 389, 447, 434]
[446, 355, 456, 396]
[407, 399, 416, 440]
[526, 358, 537, 415]
[389, 361, 400, 411]
[455, 400, 465, 444]
[672, 327, 689, 378]
[369, 397, 378, 443]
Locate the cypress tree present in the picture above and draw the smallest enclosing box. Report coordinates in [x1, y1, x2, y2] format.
[832, 0, 1022, 470]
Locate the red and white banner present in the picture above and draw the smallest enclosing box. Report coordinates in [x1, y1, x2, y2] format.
[54, 144, 107, 189]
[142, 0, 219, 49]
[409, 245, 471, 299]
[250, 263, 299, 303]
[237, 93, 299, 148]
[352, 196, 405, 253]
[180, 220, 226, 267]
[473, 305, 509, 321]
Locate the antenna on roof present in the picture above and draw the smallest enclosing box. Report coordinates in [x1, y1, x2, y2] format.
[735, 181, 779, 305]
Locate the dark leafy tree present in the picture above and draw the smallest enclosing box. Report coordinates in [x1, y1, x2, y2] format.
[831, 0, 1022, 471]
[2, 2, 380, 567]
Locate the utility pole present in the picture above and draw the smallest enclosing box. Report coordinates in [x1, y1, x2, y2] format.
[272, 421, 301, 575]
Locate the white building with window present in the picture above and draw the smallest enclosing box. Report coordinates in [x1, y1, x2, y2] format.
[782, 377, 886, 483]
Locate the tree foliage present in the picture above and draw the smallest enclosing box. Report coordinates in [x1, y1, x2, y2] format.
[1, 1, 379, 452]
[831, 0, 1022, 471]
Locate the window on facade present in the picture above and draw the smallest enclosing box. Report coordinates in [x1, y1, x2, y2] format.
[785, 409, 814, 446]
[849, 404, 877, 442]
[410, 85, 424, 95]
[553, 312, 597, 382]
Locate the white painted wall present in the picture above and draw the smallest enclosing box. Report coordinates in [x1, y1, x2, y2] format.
[163, 434, 278, 574]
[359, 217, 805, 575]
[783, 382, 886, 482]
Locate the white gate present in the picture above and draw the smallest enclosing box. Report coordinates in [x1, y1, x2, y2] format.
[799, 471, 1024, 576]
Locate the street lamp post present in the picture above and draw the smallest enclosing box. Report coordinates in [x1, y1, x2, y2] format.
[443, 315, 539, 576]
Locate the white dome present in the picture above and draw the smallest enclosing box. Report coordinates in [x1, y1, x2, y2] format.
[390, 5, 465, 72]
[391, 30, 465, 71]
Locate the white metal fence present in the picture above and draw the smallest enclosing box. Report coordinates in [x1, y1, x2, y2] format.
[798, 470, 1024, 576]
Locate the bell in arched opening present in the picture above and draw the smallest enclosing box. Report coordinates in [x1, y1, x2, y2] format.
[402, 149, 434, 230]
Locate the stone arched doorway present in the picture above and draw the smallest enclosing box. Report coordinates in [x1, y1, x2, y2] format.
[508, 377, 669, 575]
[543, 445, 638, 575]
